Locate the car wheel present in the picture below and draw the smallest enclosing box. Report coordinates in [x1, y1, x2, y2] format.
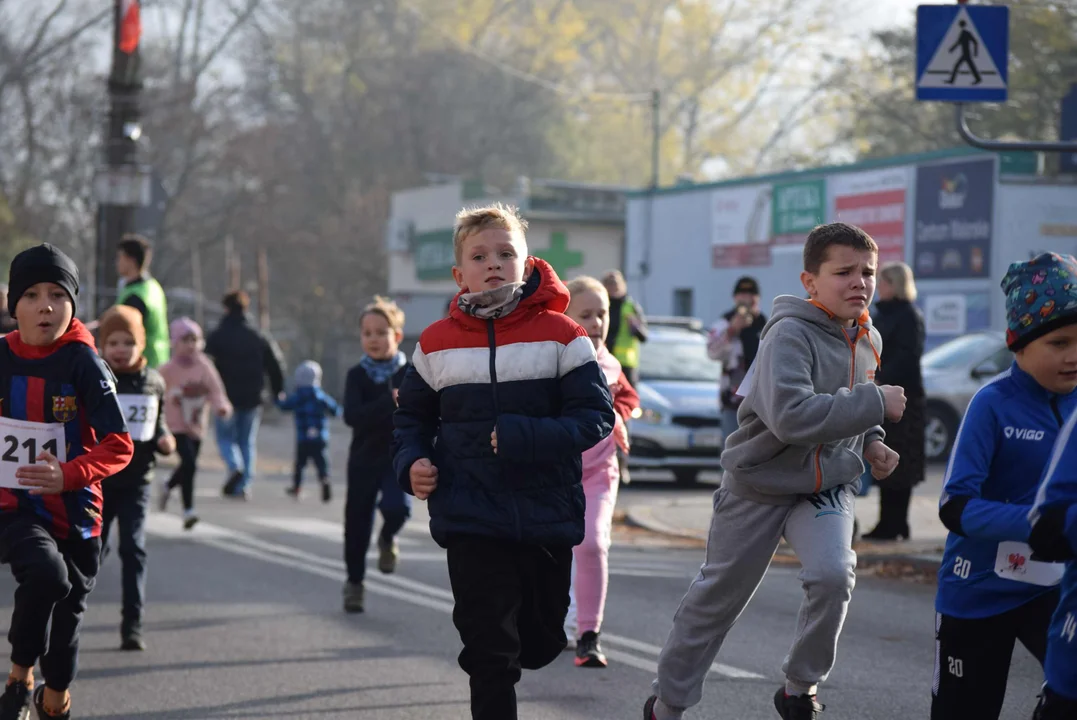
[672, 468, 699, 486]
[924, 403, 958, 463]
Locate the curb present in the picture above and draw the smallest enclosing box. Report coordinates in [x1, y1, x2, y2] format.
[624, 507, 944, 573]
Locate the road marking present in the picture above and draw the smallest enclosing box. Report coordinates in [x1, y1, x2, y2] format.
[145, 515, 766, 681]
[245, 516, 421, 546]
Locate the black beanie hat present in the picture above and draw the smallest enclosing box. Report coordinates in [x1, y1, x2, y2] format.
[8, 244, 79, 318]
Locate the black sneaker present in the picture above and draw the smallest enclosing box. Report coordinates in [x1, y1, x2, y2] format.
[285, 486, 301, 499]
[120, 624, 145, 651]
[377, 537, 398, 574]
[773, 687, 825, 720]
[0, 679, 32, 720]
[221, 471, 243, 496]
[642, 695, 658, 720]
[574, 630, 607, 668]
[320, 481, 331, 504]
[31, 686, 69, 720]
[183, 513, 199, 530]
[343, 582, 364, 613]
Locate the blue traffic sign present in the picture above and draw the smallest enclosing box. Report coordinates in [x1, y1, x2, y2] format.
[917, 4, 1009, 103]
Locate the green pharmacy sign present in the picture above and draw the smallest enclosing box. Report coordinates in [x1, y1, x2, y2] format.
[414, 229, 455, 281]
[772, 179, 825, 245]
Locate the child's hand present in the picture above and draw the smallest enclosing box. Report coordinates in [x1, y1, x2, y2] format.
[157, 433, 177, 455]
[217, 405, 232, 419]
[613, 414, 630, 453]
[410, 458, 438, 500]
[491, 428, 498, 454]
[16, 451, 64, 495]
[879, 384, 907, 423]
[864, 440, 900, 480]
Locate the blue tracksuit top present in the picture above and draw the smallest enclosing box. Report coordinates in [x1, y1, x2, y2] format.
[936, 362, 1076, 619]
[1029, 407, 1077, 697]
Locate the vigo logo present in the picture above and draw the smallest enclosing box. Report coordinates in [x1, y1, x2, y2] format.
[1003, 427, 1045, 441]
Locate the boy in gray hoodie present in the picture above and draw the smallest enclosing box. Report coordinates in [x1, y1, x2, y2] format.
[644, 223, 906, 720]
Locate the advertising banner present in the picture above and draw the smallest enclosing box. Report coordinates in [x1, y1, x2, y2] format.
[830, 167, 910, 263]
[711, 184, 772, 268]
[913, 157, 995, 279]
[771, 179, 826, 245]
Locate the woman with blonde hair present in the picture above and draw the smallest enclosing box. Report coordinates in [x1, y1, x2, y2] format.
[864, 261, 926, 541]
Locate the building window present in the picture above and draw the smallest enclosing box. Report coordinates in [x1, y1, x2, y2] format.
[673, 288, 693, 317]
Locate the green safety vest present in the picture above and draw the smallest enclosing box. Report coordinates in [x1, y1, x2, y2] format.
[612, 297, 642, 369]
[116, 276, 170, 368]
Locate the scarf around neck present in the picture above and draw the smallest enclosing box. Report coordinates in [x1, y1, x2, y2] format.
[456, 281, 526, 320]
[360, 350, 407, 385]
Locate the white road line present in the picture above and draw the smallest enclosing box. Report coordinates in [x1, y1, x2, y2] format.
[145, 515, 766, 681]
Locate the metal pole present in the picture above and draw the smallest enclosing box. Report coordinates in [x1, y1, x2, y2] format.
[94, 0, 142, 317]
[955, 103, 1077, 153]
[650, 89, 660, 189]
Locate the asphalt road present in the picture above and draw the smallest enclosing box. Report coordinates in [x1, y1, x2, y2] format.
[0, 426, 1047, 719]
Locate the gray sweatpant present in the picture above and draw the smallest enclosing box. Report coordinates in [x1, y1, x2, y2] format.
[652, 485, 857, 716]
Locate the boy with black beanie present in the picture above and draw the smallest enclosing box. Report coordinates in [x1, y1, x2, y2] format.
[97, 305, 175, 652]
[0, 244, 133, 720]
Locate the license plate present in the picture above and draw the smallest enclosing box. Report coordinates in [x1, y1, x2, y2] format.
[689, 429, 722, 448]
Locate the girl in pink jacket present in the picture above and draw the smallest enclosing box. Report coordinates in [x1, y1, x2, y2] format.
[157, 317, 232, 529]
[564, 276, 640, 668]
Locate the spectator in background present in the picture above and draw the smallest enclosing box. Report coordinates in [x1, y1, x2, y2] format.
[115, 234, 170, 368]
[707, 276, 767, 442]
[863, 261, 925, 541]
[0, 284, 17, 334]
[603, 270, 647, 387]
[205, 290, 286, 498]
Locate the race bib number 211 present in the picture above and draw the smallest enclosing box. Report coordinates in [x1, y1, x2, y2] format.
[0, 416, 67, 489]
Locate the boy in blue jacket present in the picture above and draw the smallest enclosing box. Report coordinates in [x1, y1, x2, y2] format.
[277, 361, 340, 503]
[342, 296, 412, 614]
[933, 252, 1077, 719]
[393, 203, 615, 720]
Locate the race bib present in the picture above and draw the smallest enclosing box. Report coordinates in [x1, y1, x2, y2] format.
[995, 541, 1064, 587]
[180, 396, 206, 426]
[117, 393, 159, 442]
[0, 417, 68, 489]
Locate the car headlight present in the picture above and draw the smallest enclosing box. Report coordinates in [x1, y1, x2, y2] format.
[631, 407, 665, 424]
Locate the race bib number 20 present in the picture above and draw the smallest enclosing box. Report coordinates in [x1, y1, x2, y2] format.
[0, 416, 67, 489]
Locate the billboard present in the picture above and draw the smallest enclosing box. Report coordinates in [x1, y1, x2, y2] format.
[711, 184, 772, 268]
[772, 179, 826, 245]
[913, 157, 995, 279]
[830, 167, 910, 264]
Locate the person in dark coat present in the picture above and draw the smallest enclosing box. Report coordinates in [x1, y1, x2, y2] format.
[204, 291, 286, 498]
[864, 261, 925, 541]
[341, 296, 412, 614]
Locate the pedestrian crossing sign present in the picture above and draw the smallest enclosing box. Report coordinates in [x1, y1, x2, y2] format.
[916, 4, 1009, 103]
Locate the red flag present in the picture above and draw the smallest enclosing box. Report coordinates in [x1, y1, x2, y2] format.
[118, 0, 141, 54]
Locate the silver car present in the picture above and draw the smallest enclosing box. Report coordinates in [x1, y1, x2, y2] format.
[923, 331, 1012, 462]
[627, 320, 723, 486]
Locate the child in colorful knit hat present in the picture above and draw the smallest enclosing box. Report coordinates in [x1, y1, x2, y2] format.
[934, 252, 1077, 719]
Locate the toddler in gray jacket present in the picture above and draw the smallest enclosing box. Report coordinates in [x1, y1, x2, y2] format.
[644, 223, 907, 720]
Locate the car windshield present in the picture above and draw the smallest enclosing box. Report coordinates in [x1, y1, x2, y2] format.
[638, 335, 722, 382]
[922, 334, 1002, 370]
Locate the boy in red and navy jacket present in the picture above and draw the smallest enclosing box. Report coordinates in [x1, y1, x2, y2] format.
[0, 244, 133, 720]
[393, 204, 615, 720]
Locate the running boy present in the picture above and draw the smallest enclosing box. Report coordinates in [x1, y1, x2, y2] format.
[277, 360, 340, 502]
[393, 204, 615, 720]
[932, 252, 1077, 720]
[644, 222, 904, 720]
[98, 306, 175, 652]
[563, 275, 639, 668]
[0, 244, 133, 720]
[1029, 404, 1077, 720]
[342, 296, 411, 614]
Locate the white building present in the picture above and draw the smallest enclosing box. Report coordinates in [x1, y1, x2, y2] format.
[624, 147, 1077, 348]
[386, 176, 629, 342]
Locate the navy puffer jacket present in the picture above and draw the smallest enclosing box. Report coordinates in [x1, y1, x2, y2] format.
[392, 259, 615, 548]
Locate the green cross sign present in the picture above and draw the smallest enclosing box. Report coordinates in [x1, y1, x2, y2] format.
[535, 231, 584, 275]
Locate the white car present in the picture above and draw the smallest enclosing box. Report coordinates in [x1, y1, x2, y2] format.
[627, 320, 723, 486]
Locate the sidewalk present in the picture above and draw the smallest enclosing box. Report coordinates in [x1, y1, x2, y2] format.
[623, 467, 949, 571]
